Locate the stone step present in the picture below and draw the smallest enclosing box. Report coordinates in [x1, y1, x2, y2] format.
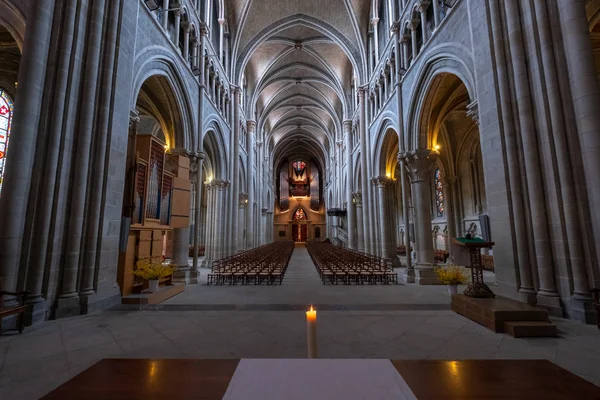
[503, 321, 558, 338]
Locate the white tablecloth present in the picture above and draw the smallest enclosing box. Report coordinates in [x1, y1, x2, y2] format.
[222, 359, 418, 400]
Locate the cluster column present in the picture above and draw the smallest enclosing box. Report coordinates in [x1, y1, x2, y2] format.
[405, 149, 438, 285]
[246, 120, 256, 249]
[353, 192, 364, 251]
[343, 120, 355, 248]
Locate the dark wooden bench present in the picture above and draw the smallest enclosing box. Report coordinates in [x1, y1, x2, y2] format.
[0, 279, 29, 334]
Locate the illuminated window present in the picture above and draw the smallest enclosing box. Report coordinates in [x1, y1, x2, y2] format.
[0, 89, 14, 195]
[434, 168, 444, 218]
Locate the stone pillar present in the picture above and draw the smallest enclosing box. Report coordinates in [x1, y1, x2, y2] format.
[444, 175, 458, 259]
[202, 182, 216, 266]
[183, 22, 190, 60]
[353, 192, 365, 251]
[172, 227, 190, 284]
[488, 0, 535, 300]
[401, 34, 410, 69]
[373, 177, 393, 261]
[372, 18, 380, 62]
[214, 180, 229, 259]
[231, 87, 241, 253]
[174, 9, 182, 52]
[410, 20, 419, 59]
[162, 0, 170, 30]
[344, 121, 355, 248]
[246, 121, 256, 249]
[218, 18, 226, 62]
[0, 0, 55, 298]
[432, 0, 440, 27]
[405, 149, 438, 284]
[358, 88, 372, 253]
[557, 0, 599, 295]
[419, 2, 430, 42]
[504, 0, 560, 302]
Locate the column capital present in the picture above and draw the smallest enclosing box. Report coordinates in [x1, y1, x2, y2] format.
[390, 21, 400, 34]
[404, 149, 439, 182]
[218, 18, 227, 26]
[343, 120, 353, 131]
[466, 100, 480, 125]
[371, 18, 380, 26]
[418, 1, 431, 13]
[409, 19, 420, 31]
[129, 109, 140, 127]
[247, 120, 257, 132]
[401, 33, 411, 43]
[371, 176, 392, 188]
[208, 179, 230, 189]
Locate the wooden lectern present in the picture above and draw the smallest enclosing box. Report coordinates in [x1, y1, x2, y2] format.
[452, 237, 495, 298]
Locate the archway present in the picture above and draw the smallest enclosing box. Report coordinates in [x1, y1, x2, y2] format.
[118, 75, 190, 297]
[414, 72, 489, 273]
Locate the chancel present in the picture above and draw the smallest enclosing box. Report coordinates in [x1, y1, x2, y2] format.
[0, 0, 600, 398]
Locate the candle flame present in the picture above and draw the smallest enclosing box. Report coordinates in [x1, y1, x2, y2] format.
[309, 305, 314, 312]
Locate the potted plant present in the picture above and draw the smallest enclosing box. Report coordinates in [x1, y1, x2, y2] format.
[434, 265, 469, 295]
[133, 259, 175, 293]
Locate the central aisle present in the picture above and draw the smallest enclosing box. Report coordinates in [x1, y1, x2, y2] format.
[282, 246, 322, 285]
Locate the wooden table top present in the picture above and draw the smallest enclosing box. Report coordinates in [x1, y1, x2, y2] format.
[42, 359, 600, 400]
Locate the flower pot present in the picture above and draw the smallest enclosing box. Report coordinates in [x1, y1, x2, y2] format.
[148, 279, 160, 293]
[447, 284, 458, 296]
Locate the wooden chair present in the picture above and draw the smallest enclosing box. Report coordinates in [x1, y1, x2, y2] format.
[0, 278, 30, 334]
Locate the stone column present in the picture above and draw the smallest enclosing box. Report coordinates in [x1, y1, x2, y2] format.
[162, 0, 170, 30]
[557, 0, 599, 300]
[231, 87, 241, 253]
[488, 0, 535, 299]
[218, 18, 226, 62]
[372, 18, 380, 62]
[214, 180, 229, 259]
[0, 0, 55, 297]
[410, 20, 419, 59]
[202, 182, 216, 267]
[246, 121, 256, 249]
[183, 22, 190, 60]
[373, 177, 393, 261]
[358, 88, 372, 253]
[402, 34, 410, 69]
[418, 2, 430, 42]
[353, 192, 365, 251]
[172, 227, 190, 284]
[405, 149, 438, 284]
[174, 9, 182, 52]
[344, 121, 355, 248]
[504, 0, 559, 302]
[432, 0, 440, 27]
[444, 175, 458, 259]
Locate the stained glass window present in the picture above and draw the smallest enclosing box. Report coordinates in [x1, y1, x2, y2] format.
[0, 89, 14, 195]
[434, 168, 444, 218]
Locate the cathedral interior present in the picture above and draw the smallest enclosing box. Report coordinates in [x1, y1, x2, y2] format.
[1, 0, 600, 398]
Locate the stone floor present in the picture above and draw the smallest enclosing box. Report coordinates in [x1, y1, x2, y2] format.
[1, 248, 599, 399]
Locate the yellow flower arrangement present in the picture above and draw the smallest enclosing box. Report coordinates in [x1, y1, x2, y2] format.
[133, 259, 176, 281]
[434, 265, 469, 285]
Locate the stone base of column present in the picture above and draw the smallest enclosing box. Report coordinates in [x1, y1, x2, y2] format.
[516, 288, 537, 305]
[403, 268, 415, 283]
[173, 266, 191, 285]
[55, 296, 81, 319]
[414, 264, 442, 285]
[568, 295, 597, 324]
[79, 286, 121, 315]
[27, 301, 50, 326]
[189, 269, 200, 284]
[536, 292, 563, 318]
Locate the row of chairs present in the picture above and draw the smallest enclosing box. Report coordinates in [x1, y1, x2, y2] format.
[207, 241, 294, 285]
[307, 241, 398, 285]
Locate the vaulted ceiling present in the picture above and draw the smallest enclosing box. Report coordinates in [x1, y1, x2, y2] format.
[225, 0, 370, 171]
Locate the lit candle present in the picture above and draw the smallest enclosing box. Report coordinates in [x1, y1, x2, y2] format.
[306, 305, 317, 358]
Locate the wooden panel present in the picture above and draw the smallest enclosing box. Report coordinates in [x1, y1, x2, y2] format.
[392, 360, 600, 400]
[170, 216, 190, 229]
[42, 359, 239, 400]
[43, 359, 600, 400]
[172, 188, 191, 217]
[139, 230, 152, 241]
